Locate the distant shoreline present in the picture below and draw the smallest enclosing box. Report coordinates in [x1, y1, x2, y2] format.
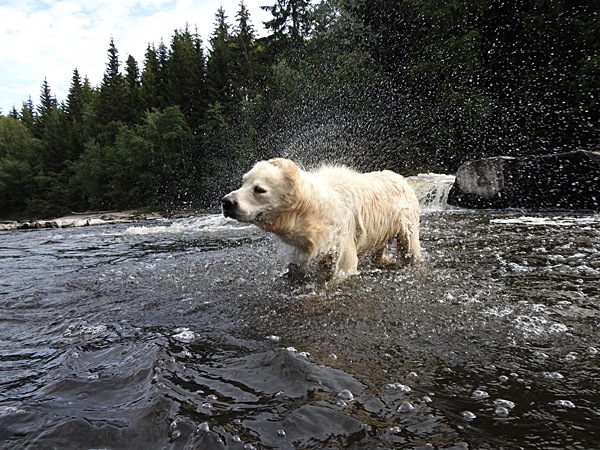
[0, 209, 193, 232]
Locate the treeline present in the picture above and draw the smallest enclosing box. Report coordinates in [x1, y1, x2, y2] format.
[1, 0, 598, 219]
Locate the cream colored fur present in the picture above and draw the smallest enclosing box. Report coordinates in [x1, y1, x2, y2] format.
[222, 158, 422, 280]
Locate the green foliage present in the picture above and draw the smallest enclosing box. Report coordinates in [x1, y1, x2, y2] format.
[0, 116, 38, 216]
[1, 0, 598, 219]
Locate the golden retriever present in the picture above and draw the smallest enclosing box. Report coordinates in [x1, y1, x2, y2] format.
[222, 158, 422, 280]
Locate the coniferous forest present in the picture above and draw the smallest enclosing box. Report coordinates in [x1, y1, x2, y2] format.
[0, 0, 598, 219]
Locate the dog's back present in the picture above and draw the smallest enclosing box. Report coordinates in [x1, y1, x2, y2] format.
[314, 165, 421, 262]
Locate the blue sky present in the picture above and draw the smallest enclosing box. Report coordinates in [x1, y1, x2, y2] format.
[0, 0, 271, 114]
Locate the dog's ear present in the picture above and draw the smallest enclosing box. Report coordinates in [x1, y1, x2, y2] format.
[268, 158, 299, 180]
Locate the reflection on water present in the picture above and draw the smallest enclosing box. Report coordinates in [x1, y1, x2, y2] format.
[0, 210, 599, 449]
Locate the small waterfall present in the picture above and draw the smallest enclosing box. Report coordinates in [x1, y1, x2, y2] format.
[407, 173, 456, 211]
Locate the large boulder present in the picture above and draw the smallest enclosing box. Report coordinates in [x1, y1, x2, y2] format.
[447, 150, 600, 210]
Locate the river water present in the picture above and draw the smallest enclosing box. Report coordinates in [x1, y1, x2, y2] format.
[1, 200, 600, 449]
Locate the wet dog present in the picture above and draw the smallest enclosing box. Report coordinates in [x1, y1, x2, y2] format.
[222, 158, 422, 280]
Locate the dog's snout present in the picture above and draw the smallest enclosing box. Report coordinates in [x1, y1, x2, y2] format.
[221, 195, 236, 216]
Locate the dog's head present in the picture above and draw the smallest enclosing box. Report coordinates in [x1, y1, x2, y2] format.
[222, 158, 302, 229]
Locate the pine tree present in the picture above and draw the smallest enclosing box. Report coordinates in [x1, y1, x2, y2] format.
[8, 106, 19, 120]
[207, 7, 235, 105]
[125, 54, 142, 121]
[139, 45, 162, 111]
[156, 40, 170, 106]
[262, 0, 312, 64]
[66, 69, 84, 123]
[98, 38, 131, 127]
[33, 79, 68, 173]
[232, 1, 258, 100]
[165, 26, 207, 128]
[20, 97, 35, 134]
[65, 69, 86, 161]
[35, 78, 58, 139]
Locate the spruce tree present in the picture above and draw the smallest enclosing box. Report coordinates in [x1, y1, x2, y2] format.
[262, 0, 312, 64]
[233, 1, 257, 100]
[139, 45, 161, 111]
[8, 106, 19, 120]
[32, 79, 68, 174]
[65, 69, 86, 161]
[66, 69, 84, 123]
[207, 7, 235, 105]
[125, 54, 142, 121]
[35, 78, 58, 139]
[165, 26, 207, 128]
[98, 38, 130, 127]
[20, 97, 35, 134]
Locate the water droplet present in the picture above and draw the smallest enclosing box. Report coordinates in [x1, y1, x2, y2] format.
[266, 335, 280, 341]
[243, 444, 257, 450]
[422, 396, 433, 403]
[232, 435, 242, 442]
[408, 372, 419, 379]
[556, 399, 576, 408]
[472, 389, 489, 399]
[498, 375, 509, 382]
[462, 411, 477, 421]
[534, 351, 549, 359]
[495, 399, 516, 409]
[298, 351, 310, 357]
[286, 346, 297, 352]
[398, 401, 415, 413]
[329, 353, 338, 360]
[196, 422, 210, 433]
[338, 389, 354, 401]
[386, 383, 412, 392]
[495, 406, 510, 417]
[389, 426, 402, 434]
[277, 429, 286, 437]
[544, 372, 564, 380]
[565, 352, 578, 361]
[207, 394, 217, 401]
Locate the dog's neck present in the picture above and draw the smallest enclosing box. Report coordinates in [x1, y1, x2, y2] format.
[262, 177, 334, 257]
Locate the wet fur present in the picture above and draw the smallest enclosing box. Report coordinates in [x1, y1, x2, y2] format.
[222, 158, 422, 280]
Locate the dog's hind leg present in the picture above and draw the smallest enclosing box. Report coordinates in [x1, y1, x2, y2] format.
[372, 245, 397, 266]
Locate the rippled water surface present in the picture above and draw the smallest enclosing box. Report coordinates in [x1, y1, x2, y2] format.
[1, 210, 599, 449]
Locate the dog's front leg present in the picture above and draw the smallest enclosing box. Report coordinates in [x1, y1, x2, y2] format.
[333, 243, 359, 278]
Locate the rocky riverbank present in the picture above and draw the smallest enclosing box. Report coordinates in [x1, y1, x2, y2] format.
[0, 210, 166, 232]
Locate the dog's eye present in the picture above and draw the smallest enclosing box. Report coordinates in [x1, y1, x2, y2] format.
[254, 186, 267, 194]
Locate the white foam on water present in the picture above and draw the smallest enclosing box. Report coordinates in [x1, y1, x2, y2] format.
[491, 215, 600, 227]
[0, 406, 26, 416]
[63, 323, 108, 337]
[124, 215, 252, 235]
[172, 327, 197, 342]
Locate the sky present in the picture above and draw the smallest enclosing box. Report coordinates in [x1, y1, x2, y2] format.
[0, 0, 272, 115]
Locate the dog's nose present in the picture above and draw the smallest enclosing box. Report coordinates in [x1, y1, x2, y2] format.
[221, 195, 236, 215]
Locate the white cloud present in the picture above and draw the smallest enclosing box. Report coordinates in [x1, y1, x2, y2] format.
[0, 0, 272, 114]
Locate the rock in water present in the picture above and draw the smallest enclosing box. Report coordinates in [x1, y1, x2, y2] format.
[447, 150, 600, 210]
